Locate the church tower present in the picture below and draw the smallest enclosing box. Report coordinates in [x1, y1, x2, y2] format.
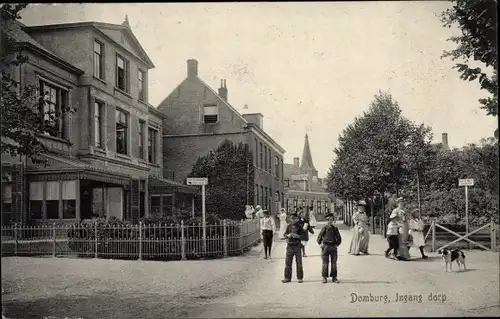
[300, 133, 318, 178]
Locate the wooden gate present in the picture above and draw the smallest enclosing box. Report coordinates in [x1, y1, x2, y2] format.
[424, 220, 498, 252]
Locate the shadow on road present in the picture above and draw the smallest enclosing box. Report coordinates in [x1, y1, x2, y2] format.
[338, 279, 395, 284]
[408, 256, 442, 262]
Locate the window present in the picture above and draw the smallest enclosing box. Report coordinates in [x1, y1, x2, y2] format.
[254, 184, 258, 206]
[138, 121, 145, 159]
[259, 143, 263, 169]
[254, 139, 258, 167]
[268, 151, 272, 172]
[264, 147, 267, 171]
[46, 181, 59, 219]
[116, 55, 129, 92]
[93, 40, 103, 79]
[264, 187, 268, 209]
[203, 104, 218, 124]
[150, 196, 161, 215]
[29, 182, 43, 219]
[2, 184, 12, 213]
[39, 80, 67, 139]
[62, 181, 76, 219]
[94, 100, 104, 148]
[116, 108, 128, 155]
[148, 127, 158, 164]
[138, 70, 146, 101]
[274, 156, 279, 178]
[260, 185, 264, 206]
[281, 160, 284, 181]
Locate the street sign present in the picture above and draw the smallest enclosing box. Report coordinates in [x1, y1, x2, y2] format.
[458, 178, 474, 249]
[187, 177, 208, 186]
[458, 179, 474, 186]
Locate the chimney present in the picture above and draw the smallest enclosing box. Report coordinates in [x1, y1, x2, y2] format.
[218, 79, 228, 101]
[187, 59, 198, 78]
[293, 157, 300, 167]
[442, 133, 448, 146]
[242, 113, 264, 129]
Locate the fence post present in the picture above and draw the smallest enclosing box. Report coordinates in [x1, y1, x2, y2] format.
[52, 223, 56, 257]
[239, 220, 244, 254]
[94, 221, 98, 259]
[491, 220, 496, 252]
[138, 221, 142, 260]
[223, 219, 228, 257]
[14, 223, 18, 256]
[181, 220, 186, 260]
[431, 221, 436, 252]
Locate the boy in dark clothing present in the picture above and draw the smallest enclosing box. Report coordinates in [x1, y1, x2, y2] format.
[317, 213, 342, 283]
[282, 213, 306, 283]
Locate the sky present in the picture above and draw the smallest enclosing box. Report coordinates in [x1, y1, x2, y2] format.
[19, 2, 498, 178]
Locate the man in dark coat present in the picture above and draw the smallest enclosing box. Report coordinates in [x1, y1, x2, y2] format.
[317, 213, 342, 283]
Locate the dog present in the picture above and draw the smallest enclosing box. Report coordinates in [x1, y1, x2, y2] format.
[438, 248, 467, 272]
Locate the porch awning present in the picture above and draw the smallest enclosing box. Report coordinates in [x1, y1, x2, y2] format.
[25, 153, 131, 186]
[27, 169, 131, 186]
[148, 176, 199, 195]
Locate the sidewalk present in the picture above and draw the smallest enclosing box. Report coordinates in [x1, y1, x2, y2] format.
[197, 221, 500, 317]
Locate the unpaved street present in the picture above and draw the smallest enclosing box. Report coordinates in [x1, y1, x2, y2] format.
[2, 222, 499, 318]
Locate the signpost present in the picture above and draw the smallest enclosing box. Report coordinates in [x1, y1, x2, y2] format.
[459, 178, 474, 249]
[187, 177, 209, 254]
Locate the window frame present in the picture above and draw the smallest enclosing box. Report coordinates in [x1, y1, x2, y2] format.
[93, 40, 104, 80]
[38, 79, 68, 140]
[115, 54, 129, 92]
[94, 100, 104, 149]
[138, 69, 146, 102]
[138, 120, 145, 160]
[148, 126, 158, 164]
[203, 103, 219, 124]
[115, 108, 129, 155]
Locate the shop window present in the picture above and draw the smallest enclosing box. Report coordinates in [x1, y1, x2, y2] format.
[62, 181, 76, 219]
[29, 182, 44, 219]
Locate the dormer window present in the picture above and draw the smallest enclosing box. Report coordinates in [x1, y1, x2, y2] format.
[203, 103, 218, 124]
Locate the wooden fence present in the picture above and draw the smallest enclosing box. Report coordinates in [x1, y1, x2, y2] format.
[1, 219, 261, 260]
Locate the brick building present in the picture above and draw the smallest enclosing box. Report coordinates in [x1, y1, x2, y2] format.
[1, 17, 197, 225]
[157, 59, 286, 214]
[283, 134, 331, 221]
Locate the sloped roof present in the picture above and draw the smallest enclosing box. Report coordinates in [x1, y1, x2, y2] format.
[283, 163, 326, 193]
[3, 20, 83, 74]
[23, 20, 154, 68]
[300, 133, 317, 173]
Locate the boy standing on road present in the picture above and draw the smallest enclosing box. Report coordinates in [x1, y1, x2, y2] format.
[317, 213, 342, 283]
[282, 213, 306, 283]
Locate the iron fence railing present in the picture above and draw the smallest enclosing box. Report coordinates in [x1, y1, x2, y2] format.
[1, 219, 261, 260]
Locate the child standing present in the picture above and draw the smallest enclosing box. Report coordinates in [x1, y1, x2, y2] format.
[260, 210, 276, 259]
[385, 211, 400, 259]
[282, 213, 306, 283]
[317, 213, 342, 283]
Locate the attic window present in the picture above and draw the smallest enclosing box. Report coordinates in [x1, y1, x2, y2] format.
[203, 104, 218, 124]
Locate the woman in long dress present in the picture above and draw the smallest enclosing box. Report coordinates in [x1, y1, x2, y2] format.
[409, 210, 428, 259]
[278, 208, 288, 239]
[308, 206, 317, 228]
[348, 200, 370, 255]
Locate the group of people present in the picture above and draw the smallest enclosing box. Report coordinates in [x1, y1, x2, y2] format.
[247, 197, 428, 284]
[385, 197, 428, 260]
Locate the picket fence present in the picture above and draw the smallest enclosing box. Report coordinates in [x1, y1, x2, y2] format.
[1, 219, 261, 260]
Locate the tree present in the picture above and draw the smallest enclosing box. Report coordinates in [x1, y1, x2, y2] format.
[188, 140, 254, 221]
[440, 0, 498, 117]
[326, 91, 433, 205]
[1, 4, 73, 165]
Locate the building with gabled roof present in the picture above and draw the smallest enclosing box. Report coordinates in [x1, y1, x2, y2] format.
[283, 134, 331, 220]
[1, 16, 197, 225]
[157, 59, 286, 214]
